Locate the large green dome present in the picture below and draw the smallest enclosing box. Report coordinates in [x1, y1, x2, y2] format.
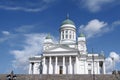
[61, 18, 75, 26]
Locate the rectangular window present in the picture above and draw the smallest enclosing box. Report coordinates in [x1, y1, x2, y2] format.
[88, 63, 91, 66]
[88, 70, 91, 74]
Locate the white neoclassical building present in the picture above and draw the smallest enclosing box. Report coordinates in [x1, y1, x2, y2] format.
[29, 16, 106, 74]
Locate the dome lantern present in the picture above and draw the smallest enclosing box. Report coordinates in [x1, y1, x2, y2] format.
[45, 34, 52, 39]
[61, 14, 75, 26]
[79, 33, 85, 37]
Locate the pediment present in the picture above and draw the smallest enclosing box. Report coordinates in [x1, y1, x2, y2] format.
[50, 47, 70, 52]
[46, 45, 76, 52]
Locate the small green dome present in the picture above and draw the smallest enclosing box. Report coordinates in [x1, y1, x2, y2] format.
[45, 34, 52, 39]
[79, 33, 85, 37]
[62, 19, 75, 26]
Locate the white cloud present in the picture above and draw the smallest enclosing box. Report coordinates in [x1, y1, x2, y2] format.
[110, 52, 120, 62]
[15, 25, 36, 33]
[1, 31, 10, 35]
[79, 19, 108, 39]
[10, 33, 46, 73]
[78, 0, 119, 12]
[0, 0, 55, 12]
[0, 5, 46, 12]
[79, 19, 120, 39]
[105, 52, 120, 74]
[0, 31, 11, 42]
[10, 33, 57, 73]
[0, 37, 8, 42]
[112, 20, 120, 26]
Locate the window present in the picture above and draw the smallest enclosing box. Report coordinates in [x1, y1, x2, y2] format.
[88, 63, 91, 66]
[88, 70, 91, 74]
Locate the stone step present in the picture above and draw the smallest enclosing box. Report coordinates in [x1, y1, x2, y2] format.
[0, 74, 119, 80]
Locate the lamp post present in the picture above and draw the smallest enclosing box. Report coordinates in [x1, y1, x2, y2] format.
[6, 71, 17, 80]
[91, 48, 95, 80]
[92, 54, 95, 80]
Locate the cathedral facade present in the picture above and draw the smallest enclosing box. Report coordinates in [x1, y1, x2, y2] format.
[29, 16, 106, 74]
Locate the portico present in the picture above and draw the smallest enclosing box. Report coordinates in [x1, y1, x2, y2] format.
[42, 55, 76, 74]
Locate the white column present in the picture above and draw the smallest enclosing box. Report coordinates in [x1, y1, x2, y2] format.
[72, 31, 74, 40]
[49, 57, 53, 74]
[74, 32, 75, 40]
[97, 61, 100, 74]
[64, 30, 65, 39]
[34, 63, 39, 74]
[103, 62, 106, 74]
[69, 56, 72, 74]
[61, 31, 62, 40]
[33, 62, 36, 74]
[84, 61, 87, 74]
[63, 56, 66, 74]
[75, 56, 78, 74]
[55, 56, 58, 74]
[29, 63, 32, 74]
[43, 57, 47, 74]
[68, 30, 70, 39]
[73, 32, 76, 40]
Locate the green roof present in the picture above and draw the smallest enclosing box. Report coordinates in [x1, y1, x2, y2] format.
[79, 33, 85, 37]
[62, 18, 75, 26]
[45, 34, 52, 39]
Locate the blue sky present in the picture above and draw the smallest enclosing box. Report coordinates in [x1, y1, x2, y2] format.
[0, 0, 120, 74]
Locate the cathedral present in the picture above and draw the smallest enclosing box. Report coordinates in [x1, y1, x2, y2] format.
[29, 16, 106, 74]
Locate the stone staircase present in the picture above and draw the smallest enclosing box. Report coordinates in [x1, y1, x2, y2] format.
[0, 74, 119, 80]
